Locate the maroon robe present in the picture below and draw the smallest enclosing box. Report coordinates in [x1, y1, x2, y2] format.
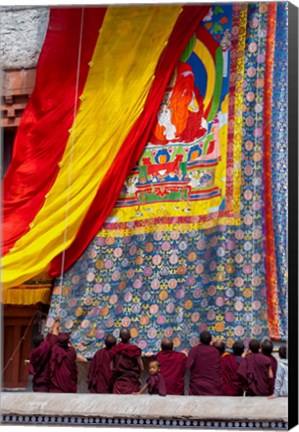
[186, 344, 222, 395]
[29, 333, 57, 392]
[155, 350, 186, 395]
[221, 353, 243, 396]
[50, 344, 77, 393]
[237, 353, 272, 396]
[147, 373, 167, 396]
[109, 342, 142, 394]
[88, 347, 112, 393]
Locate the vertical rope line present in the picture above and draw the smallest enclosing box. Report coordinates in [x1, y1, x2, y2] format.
[58, 8, 85, 312]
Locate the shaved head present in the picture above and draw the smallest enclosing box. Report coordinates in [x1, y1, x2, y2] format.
[249, 339, 260, 353]
[161, 338, 173, 351]
[120, 328, 131, 343]
[261, 339, 273, 356]
[213, 339, 226, 354]
[105, 334, 116, 349]
[232, 341, 245, 356]
[200, 330, 212, 345]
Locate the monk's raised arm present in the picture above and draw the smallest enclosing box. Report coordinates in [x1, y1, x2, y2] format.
[268, 365, 274, 379]
[137, 356, 144, 371]
[50, 317, 61, 336]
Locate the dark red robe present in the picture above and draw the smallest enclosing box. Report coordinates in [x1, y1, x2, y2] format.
[186, 344, 222, 395]
[155, 350, 186, 395]
[88, 347, 112, 393]
[221, 353, 244, 396]
[147, 373, 166, 396]
[49, 344, 77, 393]
[29, 333, 58, 392]
[109, 342, 142, 394]
[237, 353, 272, 396]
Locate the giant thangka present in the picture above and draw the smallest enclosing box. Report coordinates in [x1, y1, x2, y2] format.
[2, 4, 287, 358]
[47, 3, 287, 357]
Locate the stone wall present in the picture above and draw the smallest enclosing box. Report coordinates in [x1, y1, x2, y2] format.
[0, 7, 49, 70]
[1, 393, 288, 429]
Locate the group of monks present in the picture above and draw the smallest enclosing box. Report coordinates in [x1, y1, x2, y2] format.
[29, 321, 287, 398]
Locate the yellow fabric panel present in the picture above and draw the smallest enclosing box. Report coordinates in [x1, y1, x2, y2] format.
[2, 286, 52, 305]
[232, 4, 247, 214]
[193, 39, 215, 111]
[98, 217, 242, 239]
[2, 6, 181, 290]
[109, 196, 224, 224]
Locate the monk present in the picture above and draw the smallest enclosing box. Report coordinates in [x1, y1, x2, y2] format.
[261, 339, 277, 394]
[88, 334, 116, 393]
[155, 338, 186, 395]
[213, 339, 244, 396]
[186, 330, 222, 395]
[109, 328, 144, 394]
[134, 360, 166, 396]
[238, 339, 273, 396]
[49, 332, 78, 393]
[29, 318, 60, 392]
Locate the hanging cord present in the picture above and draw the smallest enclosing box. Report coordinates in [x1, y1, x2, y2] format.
[2, 313, 36, 374]
[58, 8, 85, 312]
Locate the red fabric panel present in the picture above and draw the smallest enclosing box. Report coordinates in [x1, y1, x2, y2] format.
[2, 7, 106, 255]
[50, 5, 210, 277]
[263, 3, 280, 340]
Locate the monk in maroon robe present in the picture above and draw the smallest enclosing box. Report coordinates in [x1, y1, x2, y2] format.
[238, 339, 273, 396]
[29, 333, 58, 392]
[213, 339, 244, 396]
[29, 318, 60, 392]
[50, 332, 78, 393]
[155, 338, 186, 395]
[186, 330, 222, 395]
[135, 360, 166, 396]
[261, 339, 277, 394]
[109, 328, 144, 394]
[88, 334, 116, 393]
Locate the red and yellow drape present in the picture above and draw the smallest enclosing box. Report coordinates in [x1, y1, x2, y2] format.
[2, 5, 209, 297]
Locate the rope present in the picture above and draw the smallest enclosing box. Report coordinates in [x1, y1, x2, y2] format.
[58, 7, 85, 312]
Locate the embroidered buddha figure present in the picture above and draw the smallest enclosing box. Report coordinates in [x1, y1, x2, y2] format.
[150, 62, 207, 145]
